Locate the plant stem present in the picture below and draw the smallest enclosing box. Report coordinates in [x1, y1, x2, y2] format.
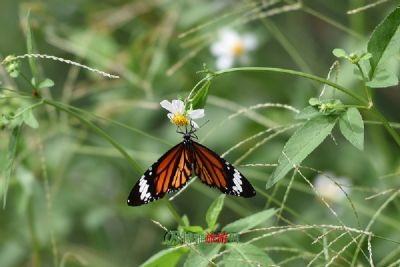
[215, 67, 367, 104]
[52, 100, 172, 147]
[12, 100, 44, 118]
[163, 199, 184, 226]
[214, 67, 400, 148]
[43, 99, 143, 174]
[371, 108, 400, 147]
[364, 120, 400, 129]
[355, 62, 372, 106]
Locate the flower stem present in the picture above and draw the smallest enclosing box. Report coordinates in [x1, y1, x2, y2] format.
[355, 62, 373, 107]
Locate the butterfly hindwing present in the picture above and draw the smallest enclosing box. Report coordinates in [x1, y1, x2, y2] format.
[192, 141, 256, 197]
[127, 142, 193, 206]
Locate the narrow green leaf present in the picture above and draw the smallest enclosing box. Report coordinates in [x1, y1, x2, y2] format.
[183, 244, 222, 267]
[223, 209, 276, 232]
[223, 243, 274, 267]
[367, 7, 400, 87]
[267, 116, 337, 188]
[1, 126, 21, 207]
[295, 106, 321, 120]
[206, 195, 225, 231]
[25, 12, 39, 83]
[140, 247, 187, 267]
[23, 109, 39, 129]
[332, 48, 348, 58]
[190, 80, 210, 109]
[339, 108, 364, 150]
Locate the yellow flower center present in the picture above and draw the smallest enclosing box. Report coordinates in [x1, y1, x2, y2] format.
[171, 113, 189, 127]
[231, 41, 245, 56]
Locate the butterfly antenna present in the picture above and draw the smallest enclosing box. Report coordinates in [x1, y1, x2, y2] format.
[198, 120, 210, 129]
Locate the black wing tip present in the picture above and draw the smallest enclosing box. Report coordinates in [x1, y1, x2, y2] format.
[242, 188, 256, 198]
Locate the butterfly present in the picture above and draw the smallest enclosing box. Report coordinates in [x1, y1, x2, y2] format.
[127, 128, 256, 206]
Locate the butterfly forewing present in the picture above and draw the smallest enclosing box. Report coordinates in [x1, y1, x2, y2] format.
[192, 141, 256, 197]
[127, 142, 193, 206]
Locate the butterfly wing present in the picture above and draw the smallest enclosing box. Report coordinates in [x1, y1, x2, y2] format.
[192, 141, 256, 197]
[127, 142, 193, 206]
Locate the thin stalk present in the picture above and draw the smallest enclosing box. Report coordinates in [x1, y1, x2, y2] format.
[12, 100, 44, 118]
[371, 108, 400, 147]
[163, 199, 184, 226]
[364, 120, 400, 129]
[355, 62, 372, 107]
[214, 67, 367, 104]
[43, 99, 143, 175]
[51, 100, 172, 147]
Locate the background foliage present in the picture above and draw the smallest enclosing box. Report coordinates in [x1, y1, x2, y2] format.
[1, 0, 400, 266]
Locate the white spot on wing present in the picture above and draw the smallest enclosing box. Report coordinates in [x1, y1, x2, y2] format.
[138, 176, 150, 200]
[140, 184, 149, 200]
[232, 169, 243, 194]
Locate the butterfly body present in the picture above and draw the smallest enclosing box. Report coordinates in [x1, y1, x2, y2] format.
[127, 131, 256, 206]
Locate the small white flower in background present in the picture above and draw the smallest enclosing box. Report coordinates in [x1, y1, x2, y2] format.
[210, 28, 257, 70]
[160, 99, 205, 128]
[313, 173, 351, 203]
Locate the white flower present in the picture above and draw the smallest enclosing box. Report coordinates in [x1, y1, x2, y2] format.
[210, 28, 257, 70]
[160, 99, 205, 128]
[313, 173, 351, 202]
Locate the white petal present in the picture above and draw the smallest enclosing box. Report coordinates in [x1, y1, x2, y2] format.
[160, 100, 175, 113]
[216, 56, 234, 70]
[220, 28, 240, 44]
[172, 99, 185, 114]
[243, 34, 257, 50]
[188, 109, 204, 119]
[167, 113, 174, 120]
[210, 41, 229, 56]
[191, 120, 199, 128]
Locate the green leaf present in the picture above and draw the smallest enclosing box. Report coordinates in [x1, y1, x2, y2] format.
[183, 244, 222, 267]
[222, 243, 274, 267]
[332, 48, 348, 58]
[366, 68, 398, 88]
[367, 7, 400, 87]
[4, 56, 20, 78]
[206, 195, 225, 231]
[181, 225, 203, 233]
[295, 106, 321, 120]
[1, 126, 21, 207]
[22, 109, 39, 129]
[37, 78, 55, 89]
[140, 247, 187, 267]
[267, 116, 338, 188]
[359, 52, 372, 61]
[339, 108, 364, 150]
[308, 97, 321, 106]
[223, 209, 276, 232]
[190, 80, 210, 109]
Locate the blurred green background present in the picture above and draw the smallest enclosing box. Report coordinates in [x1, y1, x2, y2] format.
[1, 0, 400, 266]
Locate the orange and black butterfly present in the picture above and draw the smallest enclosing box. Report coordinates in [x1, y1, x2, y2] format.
[127, 128, 256, 206]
